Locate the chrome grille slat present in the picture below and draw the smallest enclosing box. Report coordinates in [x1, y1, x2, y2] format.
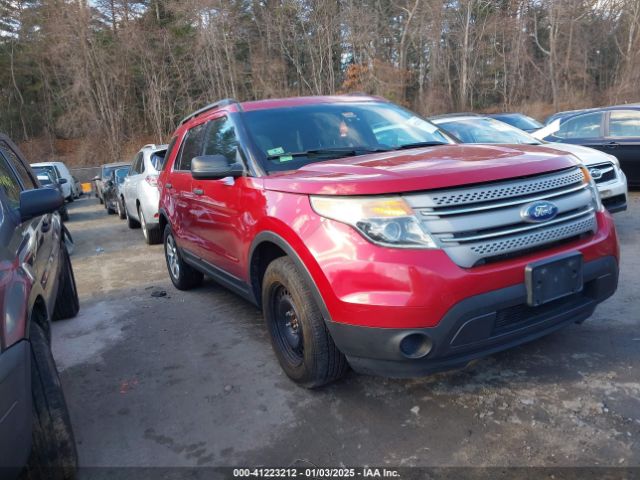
[405, 167, 585, 209]
[404, 167, 598, 268]
[418, 183, 589, 217]
[438, 207, 595, 244]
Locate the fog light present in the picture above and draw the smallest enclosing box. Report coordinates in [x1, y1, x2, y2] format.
[399, 333, 433, 359]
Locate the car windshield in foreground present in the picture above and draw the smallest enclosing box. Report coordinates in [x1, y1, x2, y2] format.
[242, 102, 453, 171]
[437, 117, 542, 145]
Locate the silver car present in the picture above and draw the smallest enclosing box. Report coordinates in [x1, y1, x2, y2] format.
[123, 144, 168, 244]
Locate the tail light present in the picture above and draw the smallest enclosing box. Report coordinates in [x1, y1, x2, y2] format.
[145, 175, 158, 187]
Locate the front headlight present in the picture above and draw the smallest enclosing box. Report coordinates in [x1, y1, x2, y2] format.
[581, 167, 604, 212]
[310, 196, 437, 248]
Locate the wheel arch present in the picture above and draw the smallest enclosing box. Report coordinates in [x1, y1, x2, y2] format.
[248, 232, 333, 323]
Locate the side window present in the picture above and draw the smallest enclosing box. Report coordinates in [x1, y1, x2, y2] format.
[555, 112, 603, 139]
[608, 110, 640, 138]
[203, 116, 239, 165]
[177, 123, 207, 171]
[0, 152, 23, 210]
[0, 141, 37, 189]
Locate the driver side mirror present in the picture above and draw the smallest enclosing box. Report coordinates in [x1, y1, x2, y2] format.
[191, 155, 244, 180]
[58, 178, 68, 185]
[20, 188, 63, 222]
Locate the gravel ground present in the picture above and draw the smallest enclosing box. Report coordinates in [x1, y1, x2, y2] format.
[52, 192, 640, 470]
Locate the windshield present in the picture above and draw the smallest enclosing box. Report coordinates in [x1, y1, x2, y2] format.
[115, 168, 128, 184]
[102, 165, 126, 179]
[491, 114, 543, 131]
[436, 117, 541, 145]
[242, 102, 453, 172]
[33, 165, 58, 179]
[37, 175, 53, 186]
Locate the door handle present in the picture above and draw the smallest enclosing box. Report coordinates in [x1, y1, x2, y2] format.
[193, 188, 204, 196]
[605, 142, 619, 149]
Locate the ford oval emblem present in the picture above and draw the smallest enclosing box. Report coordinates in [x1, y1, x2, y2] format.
[520, 201, 559, 223]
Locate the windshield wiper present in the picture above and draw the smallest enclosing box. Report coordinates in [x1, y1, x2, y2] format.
[266, 146, 390, 160]
[393, 141, 448, 150]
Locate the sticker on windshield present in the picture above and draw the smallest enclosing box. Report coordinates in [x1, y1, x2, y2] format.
[278, 155, 294, 162]
[267, 147, 285, 156]
[341, 112, 356, 118]
[407, 116, 438, 133]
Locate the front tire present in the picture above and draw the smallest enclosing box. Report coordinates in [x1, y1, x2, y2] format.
[163, 225, 203, 290]
[53, 244, 79, 321]
[262, 257, 348, 388]
[25, 322, 78, 479]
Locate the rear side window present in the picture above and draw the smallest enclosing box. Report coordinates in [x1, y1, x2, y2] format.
[150, 151, 166, 170]
[0, 141, 37, 189]
[608, 110, 640, 137]
[177, 123, 207, 171]
[555, 112, 603, 139]
[203, 117, 239, 165]
[131, 153, 143, 174]
[0, 152, 23, 210]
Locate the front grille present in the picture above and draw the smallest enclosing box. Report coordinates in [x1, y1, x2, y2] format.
[588, 162, 617, 184]
[404, 167, 598, 268]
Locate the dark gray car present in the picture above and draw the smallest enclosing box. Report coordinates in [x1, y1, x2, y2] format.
[0, 134, 79, 479]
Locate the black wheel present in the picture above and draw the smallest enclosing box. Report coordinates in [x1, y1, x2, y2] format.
[53, 244, 79, 321]
[106, 206, 116, 215]
[127, 207, 140, 229]
[98, 196, 103, 205]
[117, 198, 126, 220]
[24, 321, 78, 479]
[60, 208, 69, 222]
[67, 196, 74, 203]
[262, 257, 348, 388]
[140, 207, 161, 245]
[164, 225, 203, 290]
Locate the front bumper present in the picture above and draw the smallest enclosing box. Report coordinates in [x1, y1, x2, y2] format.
[597, 170, 628, 213]
[327, 256, 618, 377]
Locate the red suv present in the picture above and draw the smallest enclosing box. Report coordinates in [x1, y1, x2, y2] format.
[158, 96, 619, 388]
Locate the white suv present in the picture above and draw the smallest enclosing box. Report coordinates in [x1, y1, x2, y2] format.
[123, 144, 168, 244]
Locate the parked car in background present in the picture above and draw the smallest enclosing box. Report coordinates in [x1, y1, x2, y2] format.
[94, 161, 129, 205]
[102, 167, 129, 217]
[0, 134, 78, 479]
[538, 104, 640, 186]
[123, 144, 167, 244]
[431, 114, 628, 213]
[36, 172, 70, 221]
[158, 96, 618, 387]
[72, 176, 82, 198]
[486, 113, 543, 133]
[30, 161, 75, 202]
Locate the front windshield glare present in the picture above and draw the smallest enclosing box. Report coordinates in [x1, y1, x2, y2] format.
[443, 118, 540, 145]
[242, 102, 453, 171]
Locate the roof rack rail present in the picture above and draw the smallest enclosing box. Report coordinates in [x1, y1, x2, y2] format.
[142, 143, 156, 149]
[179, 99, 239, 126]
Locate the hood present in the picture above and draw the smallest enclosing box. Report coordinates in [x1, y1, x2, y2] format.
[261, 144, 582, 196]
[540, 142, 617, 167]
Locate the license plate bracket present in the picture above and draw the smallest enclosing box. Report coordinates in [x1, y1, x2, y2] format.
[525, 253, 583, 307]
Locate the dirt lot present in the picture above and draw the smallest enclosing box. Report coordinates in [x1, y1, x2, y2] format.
[52, 193, 640, 469]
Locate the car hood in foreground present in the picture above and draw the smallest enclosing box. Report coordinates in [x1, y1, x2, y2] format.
[262, 144, 582, 196]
